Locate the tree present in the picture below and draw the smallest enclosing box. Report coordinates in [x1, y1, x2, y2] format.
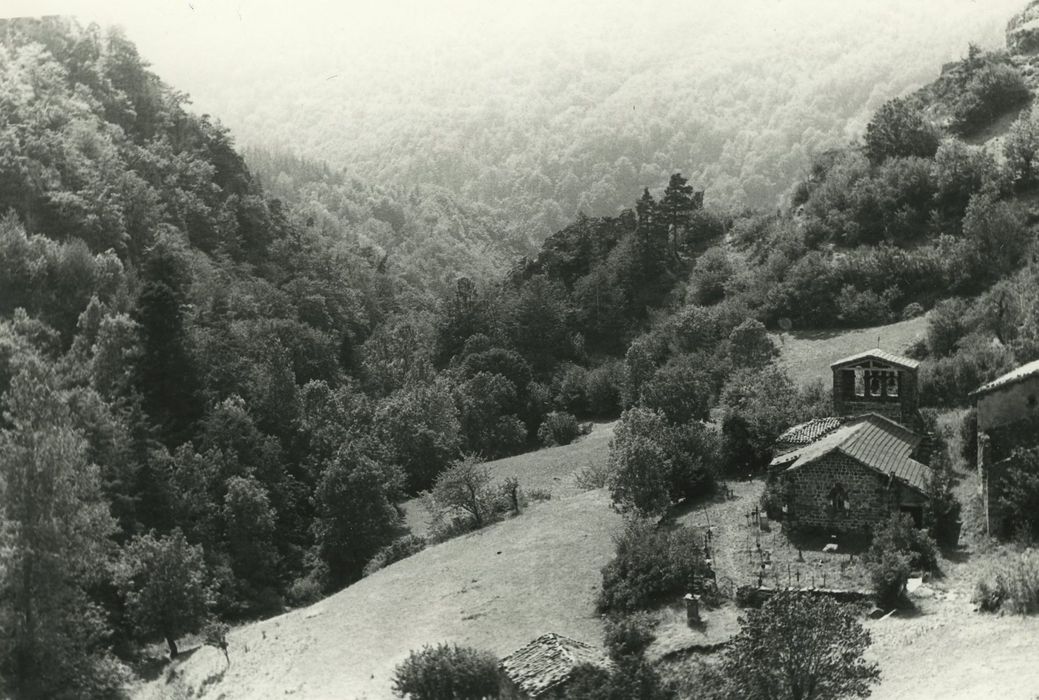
[961, 193, 1029, 283]
[0, 357, 125, 695]
[1004, 105, 1039, 188]
[374, 381, 461, 492]
[722, 591, 880, 700]
[598, 519, 710, 613]
[690, 245, 734, 305]
[608, 433, 671, 517]
[429, 455, 494, 529]
[133, 240, 202, 447]
[863, 98, 939, 164]
[222, 475, 280, 609]
[639, 357, 712, 424]
[115, 529, 211, 658]
[728, 319, 778, 370]
[608, 407, 717, 516]
[391, 643, 500, 700]
[659, 173, 697, 261]
[312, 447, 404, 587]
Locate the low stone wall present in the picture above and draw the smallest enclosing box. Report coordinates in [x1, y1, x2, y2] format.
[735, 585, 872, 608]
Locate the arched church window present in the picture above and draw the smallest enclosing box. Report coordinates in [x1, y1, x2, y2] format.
[829, 484, 849, 513]
[854, 369, 865, 397]
[886, 373, 899, 397]
[869, 374, 882, 397]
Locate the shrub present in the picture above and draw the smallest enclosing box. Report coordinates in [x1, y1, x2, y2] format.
[567, 613, 674, 700]
[202, 620, 230, 664]
[585, 360, 624, 418]
[363, 535, 428, 577]
[901, 302, 924, 321]
[960, 407, 978, 470]
[575, 459, 614, 490]
[867, 513, 940, 572]
[925, 457, 963, 548]
[424, 456, 495, 534]
[603, 613, 656, 661]
[869, 550, 912, 608]
[598, 519, 711, 613]
[998, 448, 1039, 542]
[391, 643, 501, 700]
[836, 285, 898, 327]
[951, 57, 1031, 136]
[526, 488, 552, 502]
[864, 97, 940, 164]
[973, 549, 1039, 615]
[538, 410, 581, 446]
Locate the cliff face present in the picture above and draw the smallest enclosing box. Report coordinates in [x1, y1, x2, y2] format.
[1008, 1, 1039, 55]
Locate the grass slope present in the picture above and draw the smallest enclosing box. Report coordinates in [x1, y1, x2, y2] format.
[771, 315, 928, 388]
[402, 422, 615, 536]
[141, 431, 621, 700]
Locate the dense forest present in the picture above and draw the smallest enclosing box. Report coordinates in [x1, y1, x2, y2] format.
[127, 0, 1022, 250]
[5, 8, 1039, 697]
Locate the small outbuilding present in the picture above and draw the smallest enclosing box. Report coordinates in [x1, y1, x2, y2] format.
[499, 633, 610, 699]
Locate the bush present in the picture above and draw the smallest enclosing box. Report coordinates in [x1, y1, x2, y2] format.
[960, 407, 978, 470]
[363, 535, 428, 577]
[538, 410, 581, 446]
[973, 549, 1039, 615]
[575, 459, 614, 490]
[867, 513, 940, 572]
[998, 448, 1039, 542]
[951, 57, 1031, 136]
[901, 302, 924, 321]
[925, 459, 963, 548]
[836, 284, 898, 327]
[585, 360, 624, 418]
[391, 643, 501, 700]
[603, 613, 656, 661]
[864, 97, 940, 164]
[598, 519, 712, 613]
[869, 550, 912, 608]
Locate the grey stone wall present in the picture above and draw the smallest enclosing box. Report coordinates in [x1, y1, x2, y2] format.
[782, 454, 919, 533]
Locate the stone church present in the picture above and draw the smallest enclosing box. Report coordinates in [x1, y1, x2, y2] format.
[769, 349, 933, 533]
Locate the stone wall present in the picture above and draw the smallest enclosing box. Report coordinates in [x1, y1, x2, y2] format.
[977, 375, 1039, 432]
[782, 454, 921, 533]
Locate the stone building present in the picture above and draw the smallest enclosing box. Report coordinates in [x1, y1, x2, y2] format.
[831, 349, 921, 428]
[769, 349, 932, 533]
[969, 358, 1039, 535]
[499, 633, 610, 699]
[770, 414, 930, 531]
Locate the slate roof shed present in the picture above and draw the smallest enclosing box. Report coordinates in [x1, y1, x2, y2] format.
[500, 633, 610, 698]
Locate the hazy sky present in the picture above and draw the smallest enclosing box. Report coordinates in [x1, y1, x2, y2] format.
[5, 0, 1023, 97]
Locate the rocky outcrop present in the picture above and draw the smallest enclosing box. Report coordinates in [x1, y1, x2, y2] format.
[1008, 1, 1039, 55]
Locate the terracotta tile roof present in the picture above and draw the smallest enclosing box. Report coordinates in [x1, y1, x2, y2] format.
[830, 348, 920, 371]
[501, 633, 609, 697]
[969, 358, 1039, 398]
[769, 414, 930, 493]
[776, 417, 847, 446]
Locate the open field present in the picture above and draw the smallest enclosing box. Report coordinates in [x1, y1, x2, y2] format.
[772, 316, 928, 388]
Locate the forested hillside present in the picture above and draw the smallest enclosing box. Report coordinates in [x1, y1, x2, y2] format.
[121, 0, 1022, 246]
